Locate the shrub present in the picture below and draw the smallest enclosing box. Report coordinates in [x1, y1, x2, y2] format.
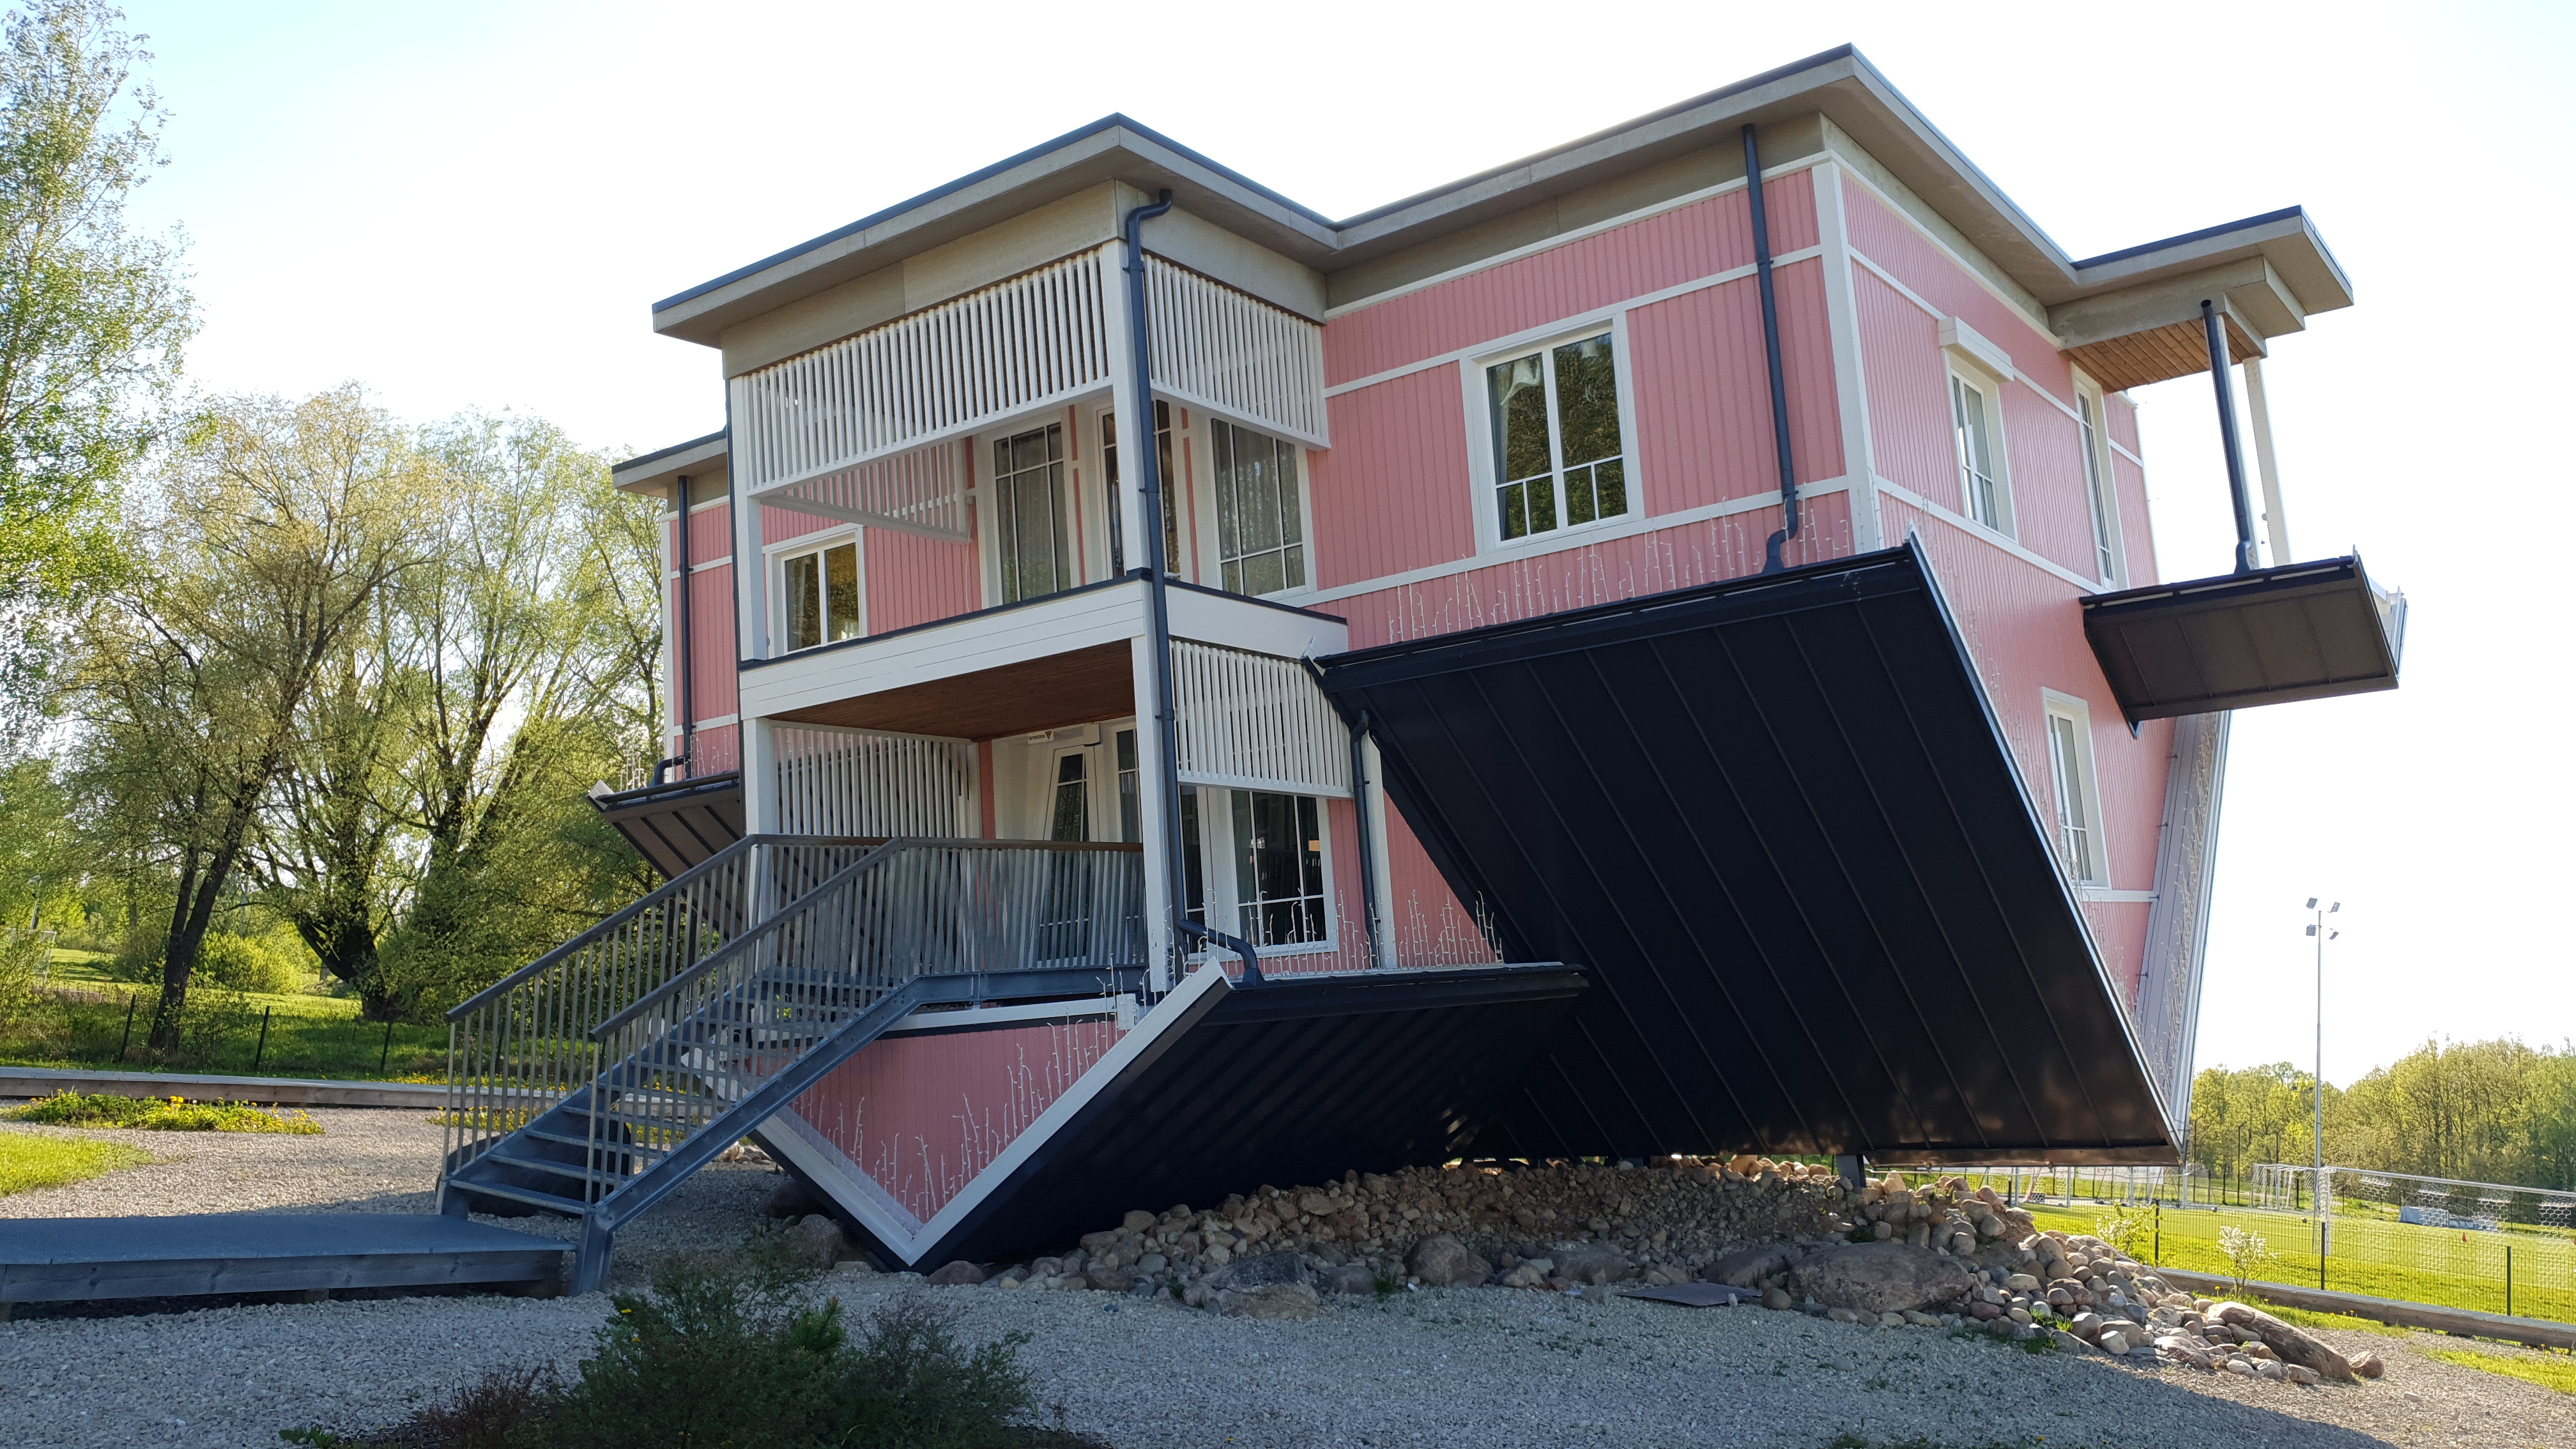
[197, 932, 305, 994]
[8, 1090, 323, 1134]
[2218, 1224, 2269, 1291]
[2093, 1202, 2150, 1258]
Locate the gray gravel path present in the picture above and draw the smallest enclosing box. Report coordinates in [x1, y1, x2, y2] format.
[4, 1110, 2572, 1448]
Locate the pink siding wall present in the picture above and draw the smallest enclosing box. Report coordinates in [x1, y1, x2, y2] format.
[762, 503, 837, 544]
[1879, 497, 2169, 1002]
[1333, 490, 1853, 648]
[1381, 808, 1501, 970]
[684, 563, 738, 723]
[690, 721, 740, 774]
[1628, 258, 1842, 512]
[1325, 171, 1820, 386]
[1310, 366, 1477, 590]
[792, 1018, 1121, 1222]
[866, 529, 981, 634]
[2113, 454, 2158, 586]
[1841, 178, 2071, 404]
[1854, 266, 1959, 510]
[1999, 385, 2101, 580]
[684, 503, 732, 564]
[667, 502, 739, 774]
[2105, 392, 2142, 456]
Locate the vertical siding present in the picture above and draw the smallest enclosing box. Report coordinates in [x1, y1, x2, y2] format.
[1310, 365, 1478, 589]
[792, 1019, 1122, 1223]
[1879, 496, 2171, 1005]
[685, 503, 732, 564]
[1335, 491, 1854, 648]
[1841, 177, 2069, 401]
[687, 562, 739, 723]
[1855, 266, 1956, 510]
[2105, 391, 2142, 456]
[2114, 453, 2159, 586]
[1381, 808, 1501, 970]
[866, 528, 982, 635]
[1326, 171, 1820, 385]
[761, 502, 838, 544]
[689, 722, 741, 774]
[1628, 258, 1842, 515]
[2000, 383, 2098, 580]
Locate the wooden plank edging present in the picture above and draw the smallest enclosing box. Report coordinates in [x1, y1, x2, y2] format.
[0, 1066, 446, 1110]
[2154, 1266, 2575, 1349]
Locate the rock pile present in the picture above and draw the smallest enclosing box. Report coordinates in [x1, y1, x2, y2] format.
[917, 1162, 2362, 1391]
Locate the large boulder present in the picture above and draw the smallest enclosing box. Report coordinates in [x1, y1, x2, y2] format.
[760, 1177, 826, 1220]
[1551, 1242, 1631, 1285]
[1701, 1244, 1794, 1288]
[789, 1213, 852, 1268]
[924, 1260, 985, 1287]
[1203, 1250, 1309, 1293]
[1784, 1242, 1974, 1314]
[1406, 1234, 1491, 1287]
[2212, 1301, 2355, 1381]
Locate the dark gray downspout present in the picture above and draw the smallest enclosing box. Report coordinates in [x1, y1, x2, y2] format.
[1121, 188, 1186, 988]
[2200, 300, 2262, 574]
[1745, 124, 1800, 575]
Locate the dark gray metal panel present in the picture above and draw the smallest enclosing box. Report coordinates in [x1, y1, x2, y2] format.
[2080, 555, 2402, 723]
[590, 772, 747, 879]
[1314, 540, 2174, 1165]
[0, 1214, 567, 1303]
[903, 965, 1588, 1268]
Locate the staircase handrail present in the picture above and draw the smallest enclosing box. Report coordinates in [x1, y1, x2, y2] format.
[583, 836, 1145, 1040]
[447, 833, 880, 1020]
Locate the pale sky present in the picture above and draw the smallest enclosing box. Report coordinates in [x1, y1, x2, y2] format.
[109, 1, 2573, 1087]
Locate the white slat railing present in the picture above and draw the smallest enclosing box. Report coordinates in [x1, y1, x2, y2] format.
[729, 248, 1112, 510]
[1172, 641, 1349, 797]
[774, 725, 975, 838]
[1144, 256, 1326, 447]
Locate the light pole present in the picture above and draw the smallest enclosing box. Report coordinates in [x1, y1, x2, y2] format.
[2306, 897, 2340, 1258]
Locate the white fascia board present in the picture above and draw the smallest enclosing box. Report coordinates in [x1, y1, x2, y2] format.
[739, 581, 1148, 720]
[1167, 587, 1348, 661]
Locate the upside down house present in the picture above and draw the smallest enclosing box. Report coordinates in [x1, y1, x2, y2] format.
[440, 45, 2405, 1292]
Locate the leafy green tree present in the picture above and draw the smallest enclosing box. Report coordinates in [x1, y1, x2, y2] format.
[0, 0, 193, 739]
[70, 388, 424, 1049]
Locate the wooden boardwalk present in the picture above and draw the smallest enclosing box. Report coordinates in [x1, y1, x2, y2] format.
[0, 1213, 567, 1314]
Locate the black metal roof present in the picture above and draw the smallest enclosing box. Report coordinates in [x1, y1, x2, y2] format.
[908, 965, 1588, 1267]
[2081, 555, 2404, 723]
[588, 772, 746, 881]
[1314, 540, 2176, 1166]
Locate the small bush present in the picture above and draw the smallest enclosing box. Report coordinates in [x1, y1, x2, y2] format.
[2093, 1202, 2150, 1258]
[198, 932, 305, 995]
[2218, 1223, 2269, 1291]
[8, 1090, 323, 1134]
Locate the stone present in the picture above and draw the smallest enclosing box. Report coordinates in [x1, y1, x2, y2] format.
[2220, 1357, 2258, 1377]
[2350, 1350, 2386, 1379]
[2212, 1301, 2355, 1382]
[1877, 1311, 1906, 1327]
[1784, 1242, 1974, 1315]
[1324, 1262, 1377, 1295]
[1407, 1234, 1492, 1287]
[924, 1261, 986, 1287]
[1136, 1252, 1169, 1275]
[1552, 1243, 1632, 1285]
[1966, 1300, 2003, 1321]
[1701, 1243, 1793, 1288]
[1084, 1263, 1133, 1292]
[1216, 1282, 1320, 1319]
[760, 1177, 825, 1220]
[1204, 1250, 1308, 1292]
[2099, 1330, 2130, 1355]
[1299, 1192, 1333, 1215]
[1123, 1209, 1157, 1232]
[1901, 1310, 1939, 1327]
[2283, 1363, 2320, 1385]
[1761, 1287, 1792, 1310]
[790, 1214, 850, 1268]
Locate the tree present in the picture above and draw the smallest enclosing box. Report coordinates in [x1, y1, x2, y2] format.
[0, 0, 193, 739]
[71, 387, 424, 1048]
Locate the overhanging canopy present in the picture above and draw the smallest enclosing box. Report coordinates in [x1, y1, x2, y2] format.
[588, 772, 746, 880]
[2081, 555, 2405, 723]
[1314, 540, 2175, 1165]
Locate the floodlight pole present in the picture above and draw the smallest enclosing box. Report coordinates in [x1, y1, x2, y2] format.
[2307, 898, 2340, 1256]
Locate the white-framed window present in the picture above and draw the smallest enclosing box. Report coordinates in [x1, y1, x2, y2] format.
[1177, 783, 1333, 951]
[991, 422, 1070, 604]
[776, 534, 861, 652]
[1484, 329, 1629, 542]
[2041, 691, 2107, 885]
[1209, 418, 1306, 596]
[1101, 402, 1177, 579]
[1948, 368, 2011, 536]
[2074, 376, 2125, 586]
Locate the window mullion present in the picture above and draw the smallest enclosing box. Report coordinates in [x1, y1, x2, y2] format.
[1543, 347, 1568, 526]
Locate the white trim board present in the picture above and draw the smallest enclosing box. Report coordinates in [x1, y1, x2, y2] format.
[1873, 477, 2106, 595]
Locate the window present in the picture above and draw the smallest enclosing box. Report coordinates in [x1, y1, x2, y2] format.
[993, 424, 1070, 603]
[2076, 385, 2122, 585]
[779, 538, 860, 652]
[1048, 751, 1089, 842]
[2043, 698, 2105, 885]
[1487, 331, 1627, 542]
[1210, 419, 1305, 595]
[1101, 402, 1176, 578]
[1230, 790, 1326, 947]
[1178, 785, 1208, 929]
[1115, 728, 1139, 843]
[1949, 371, 2008, 534]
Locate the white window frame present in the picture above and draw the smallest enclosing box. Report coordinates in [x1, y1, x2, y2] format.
[1946, 365, 2012, 538]
[1202, 413, 1314, 599]
[763, 525, 865, 654]
[2073, 371, 2127, 587]
[1465, 318, 1639, 553]
[1178, 783, 1340, 962]
[2040, 689, 2108, 887]
[978, 416, 1077, 608]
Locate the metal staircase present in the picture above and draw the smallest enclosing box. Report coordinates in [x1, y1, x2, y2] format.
[440, 836, 1146, 1292]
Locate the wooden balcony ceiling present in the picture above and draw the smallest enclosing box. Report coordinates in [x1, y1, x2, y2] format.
[2064, 312, 2258, 395]
[772, 641, 1133, 740]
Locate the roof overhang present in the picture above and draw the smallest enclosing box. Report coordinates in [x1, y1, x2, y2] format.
[1314, 540, 2178, 1163]
[611, 431, 728, 500]
[2081, 555, 2407, 723]
[649, 46, 2351, 354]
[587, 772, 746, 880]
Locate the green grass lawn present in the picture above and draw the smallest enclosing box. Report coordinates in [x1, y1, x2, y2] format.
[2428, 1347, 2576, 1395]
[8, 953, 447, 1082]
[0, 1130, 153, 1196]
[2023, 1201, 2576, 1325]
[7, 1090, 324, 1133]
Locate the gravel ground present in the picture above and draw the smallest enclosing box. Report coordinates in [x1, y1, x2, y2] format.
[4, 1110, 2573, 1448]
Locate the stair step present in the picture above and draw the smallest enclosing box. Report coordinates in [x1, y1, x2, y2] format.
[519, 1127, 612, 1150]
[448, 1177, 589, 1215]
[484, 1149, 632, 1186]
